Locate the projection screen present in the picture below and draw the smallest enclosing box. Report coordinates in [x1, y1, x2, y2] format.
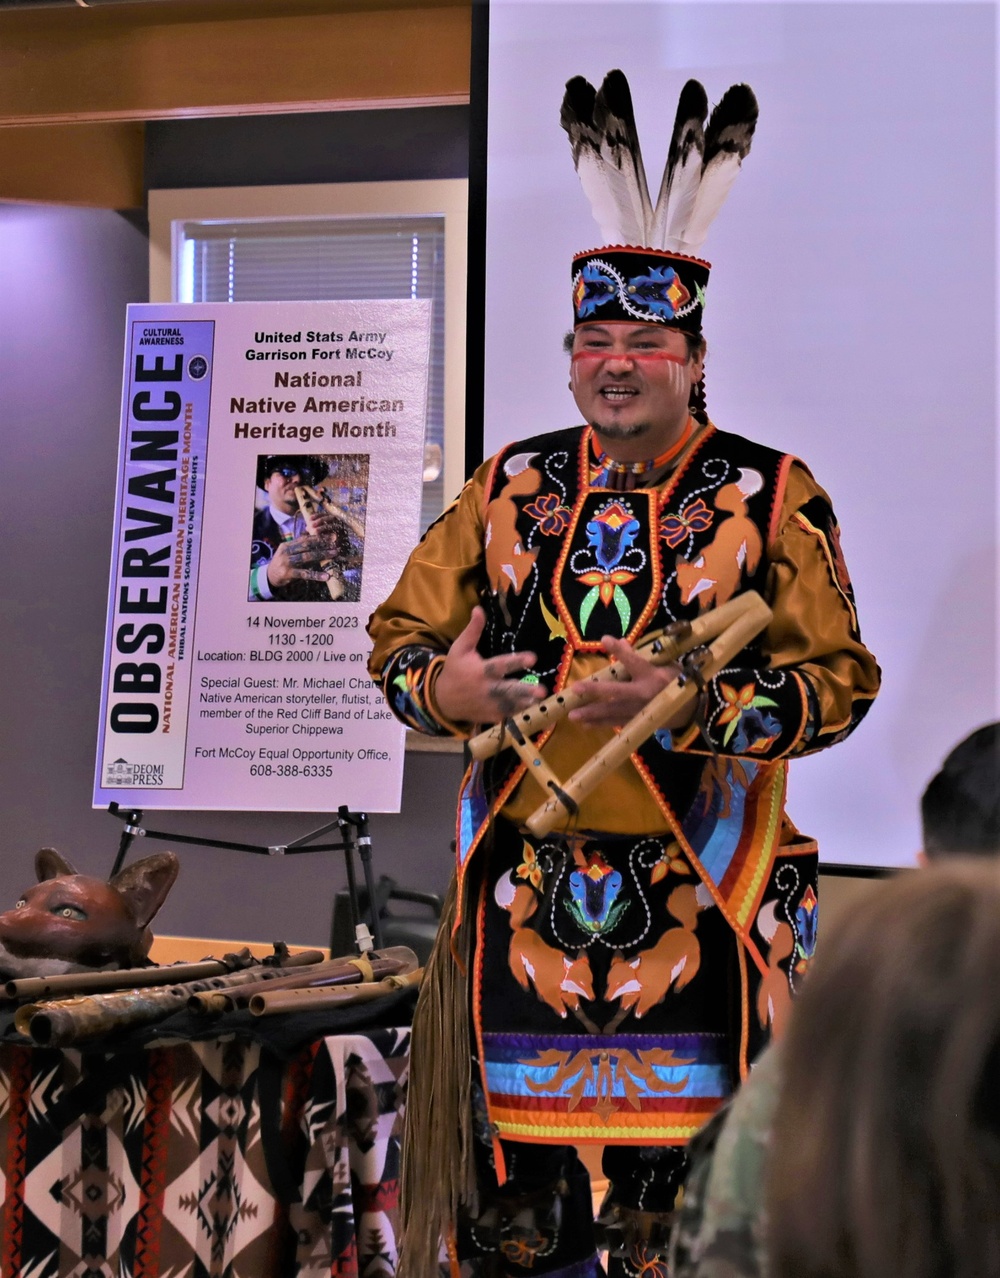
[475, 1, 997, 869]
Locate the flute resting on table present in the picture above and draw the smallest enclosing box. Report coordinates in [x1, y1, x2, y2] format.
[11, 946, 420, 1048]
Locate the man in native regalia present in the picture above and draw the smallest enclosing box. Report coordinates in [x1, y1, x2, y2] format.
[368, 69, 879, 1278]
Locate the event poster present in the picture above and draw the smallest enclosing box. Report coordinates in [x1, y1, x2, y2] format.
[94, 300, 431, 811]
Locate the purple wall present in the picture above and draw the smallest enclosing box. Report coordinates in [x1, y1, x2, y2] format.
[0, 203, 462, 945]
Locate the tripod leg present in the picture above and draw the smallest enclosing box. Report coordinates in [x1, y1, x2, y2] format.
[355, 814, 385, 950]
[338, 811, 362, 939]
[109, 809, 143, 879]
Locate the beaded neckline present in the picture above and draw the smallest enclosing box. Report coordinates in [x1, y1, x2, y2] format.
[591, 418, 694, 489]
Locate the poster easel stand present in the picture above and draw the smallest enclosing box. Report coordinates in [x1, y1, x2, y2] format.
[105, 802, 384, 952]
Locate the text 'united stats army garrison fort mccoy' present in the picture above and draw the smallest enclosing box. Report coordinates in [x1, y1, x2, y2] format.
[94, 300, 431, 812]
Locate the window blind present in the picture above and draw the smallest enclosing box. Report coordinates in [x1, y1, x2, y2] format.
[178, 215, 446, 529]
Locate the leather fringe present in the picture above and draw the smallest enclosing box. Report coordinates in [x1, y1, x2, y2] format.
[399, 870, 476, 1277]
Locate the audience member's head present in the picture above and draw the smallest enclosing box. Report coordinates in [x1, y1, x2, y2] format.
[921, 722, 1000, 859]
[767, 860, 1000, 1278]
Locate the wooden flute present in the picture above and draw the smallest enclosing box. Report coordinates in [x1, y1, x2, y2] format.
[523, 590, 773, 837]
[249, 967, 422, 1017]
[190, 945, 418, 1013]
[295, 482, 365, 602]
[469, 592, 770, 761]
[13, 948, 416, 1047]
[3, 950, 258, 1003]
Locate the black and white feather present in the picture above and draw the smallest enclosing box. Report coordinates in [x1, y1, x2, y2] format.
[561, 69, 758, 254]
[560, 76, 628, 246]
[591, 70, 653, 246]
[680, 83, 758, 252]
[652, 78, 709, 251]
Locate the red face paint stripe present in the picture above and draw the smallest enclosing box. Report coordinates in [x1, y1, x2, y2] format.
[571, 350, 687, 364]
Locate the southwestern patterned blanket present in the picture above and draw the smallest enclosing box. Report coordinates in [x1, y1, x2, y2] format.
[0, 1028, 409, 1278]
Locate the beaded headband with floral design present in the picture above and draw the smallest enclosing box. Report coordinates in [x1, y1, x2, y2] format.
[561, 70, 757, 333]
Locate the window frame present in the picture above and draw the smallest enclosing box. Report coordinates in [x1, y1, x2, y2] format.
[148, 179, 468, 507]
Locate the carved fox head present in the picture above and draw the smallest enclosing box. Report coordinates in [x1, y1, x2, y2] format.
[0, 848, 179, 977]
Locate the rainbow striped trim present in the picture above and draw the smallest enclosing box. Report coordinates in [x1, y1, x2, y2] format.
[482, 1031, 730, 1145]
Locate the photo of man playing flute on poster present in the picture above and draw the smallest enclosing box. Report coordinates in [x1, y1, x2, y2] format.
[248, 453, 368, 603]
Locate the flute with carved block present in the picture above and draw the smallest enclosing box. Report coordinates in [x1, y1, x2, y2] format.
[469, 593, 764, 762]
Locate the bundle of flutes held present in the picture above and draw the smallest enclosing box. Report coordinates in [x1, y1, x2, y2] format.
[469, 590, 773, 837]
[4, 944, 420, 1048]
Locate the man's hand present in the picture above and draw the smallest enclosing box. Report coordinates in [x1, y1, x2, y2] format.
[434, 606, 547, 725]
[567, 635, 691, 729]
[265, 536, 331, 589]
[307, 509, 360, 547]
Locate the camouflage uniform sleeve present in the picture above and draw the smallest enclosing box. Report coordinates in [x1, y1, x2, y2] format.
[670, 1046, 784, 1278]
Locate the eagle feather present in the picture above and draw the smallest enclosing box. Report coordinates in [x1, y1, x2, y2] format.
[653, 78, 709, 252]
[678, 83, 758, 252]
[562, 70, 757, 258]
